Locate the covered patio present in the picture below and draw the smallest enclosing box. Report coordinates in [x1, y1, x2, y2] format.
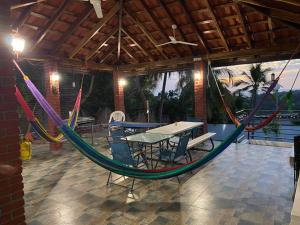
[1, 0, 300, 224]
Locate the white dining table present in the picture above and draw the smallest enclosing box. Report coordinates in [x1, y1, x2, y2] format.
[146, 121, 203, 135]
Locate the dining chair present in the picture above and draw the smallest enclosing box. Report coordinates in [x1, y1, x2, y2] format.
[106, 137, 147, 192]
[157, 131, 192, 166]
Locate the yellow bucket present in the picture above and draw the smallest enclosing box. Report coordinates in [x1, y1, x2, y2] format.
[20, 140, 32, 160]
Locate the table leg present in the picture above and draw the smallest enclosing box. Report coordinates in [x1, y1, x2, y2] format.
[150, 144, 153, 169]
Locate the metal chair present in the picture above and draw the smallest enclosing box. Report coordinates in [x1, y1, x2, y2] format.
[157, 132, 191, 166]
[106, 137, 146, 192]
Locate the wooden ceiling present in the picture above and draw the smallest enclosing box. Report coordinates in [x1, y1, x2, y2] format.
[10, 0, 300, 74]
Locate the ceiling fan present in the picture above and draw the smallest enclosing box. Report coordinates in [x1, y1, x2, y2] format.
[11, 0, 104, 19]
[156, 24, 198, 47]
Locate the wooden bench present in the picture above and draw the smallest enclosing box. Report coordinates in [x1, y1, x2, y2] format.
[187, 132, 216, 151]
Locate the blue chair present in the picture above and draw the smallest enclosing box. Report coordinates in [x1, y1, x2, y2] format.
[157, 132, 192, 165]
[106, 137, 147, 191]
[110, 127, 126, 141]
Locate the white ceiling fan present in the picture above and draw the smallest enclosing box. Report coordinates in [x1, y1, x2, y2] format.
[11, 0, 104, 19]
[82, 0, 103, 18]
[156, 24, 198, 47]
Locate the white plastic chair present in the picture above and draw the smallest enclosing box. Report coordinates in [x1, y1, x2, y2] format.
[109, 111, 125, 135]
[109, 111, 125, 123]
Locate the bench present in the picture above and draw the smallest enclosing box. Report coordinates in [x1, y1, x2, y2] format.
[187, 132, 216, 151]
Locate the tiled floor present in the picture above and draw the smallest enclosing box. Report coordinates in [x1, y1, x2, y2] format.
[22, 136, 294, 225]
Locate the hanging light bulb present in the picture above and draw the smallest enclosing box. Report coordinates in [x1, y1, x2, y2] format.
[11, 36, 25, 53]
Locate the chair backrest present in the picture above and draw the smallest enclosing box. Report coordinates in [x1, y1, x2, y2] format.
[106, 137, 134, 166]
[110, 127, 126, 141]
[174, 132, 191, 159]
[109, 111, 125, 123]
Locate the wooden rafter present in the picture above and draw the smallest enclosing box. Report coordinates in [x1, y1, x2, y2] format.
[117, 0, 124, 64]
[13, 6, 33, 29]
[275, 0, 300, 7]
[69, 2, 121, 59]
[158, 0, 193, 55]
[233, 2, 252, 48]
[139, 0, 182, 57]
[122, 28, 155, 61]
[268, 17, 275, 46]
[53, 7, 94, 53]
[238, 1, 300, 31]
[31, 0, 70, 51]
[85, 28, 118, 61]
[205, 0, 229, 51]
[124, 8, 168, 59]
[11, 0, 46, 10]
[121, 45, 139, 63]
[99, 46, 118, 64]
[177, 0, 209, 53]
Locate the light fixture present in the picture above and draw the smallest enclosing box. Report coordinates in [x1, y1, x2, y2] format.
[51, 72, 60, 82]
[129, 43, 137, 47]
[194, 71, 201, 80]
[72, 81, 76, 88]
[103, 43, 108, 47]
[118, 78, 127, 87]
[11, 37, 25, 53]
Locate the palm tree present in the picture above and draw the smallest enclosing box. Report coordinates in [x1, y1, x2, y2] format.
[239, 64, 272, 108]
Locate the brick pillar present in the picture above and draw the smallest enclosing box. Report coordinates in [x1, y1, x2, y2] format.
[113, 70, 125, 112]
[0, 1, 26, 225]
[194, 60, 207, 132]
[44, 61, 62, 151]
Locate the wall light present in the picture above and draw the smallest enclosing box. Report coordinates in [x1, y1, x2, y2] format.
[51, 72, 60, 82]
[11, 37, 25, 53]
[194, 71, 201, 80]
[118, 78, 127, 87]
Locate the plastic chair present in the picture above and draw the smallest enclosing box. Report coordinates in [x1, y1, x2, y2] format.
[106, 137, 146, 191]
[109, 111, 125, 123]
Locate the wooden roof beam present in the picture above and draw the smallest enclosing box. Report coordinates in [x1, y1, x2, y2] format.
[85, 28, 118, 61]
[13, 5, 33, 30]
[31, 0, 70, 51]
[238, 1, 300, 31]
[121, 45, 139, 63]
[274, 0, 300, 7]
[177, 0, 209, 53]
[205, 0, 229, 51]
[124, 8, 168, 59]
[268, 17, 275, 46]
[233, 2, 252, 48]
[122, 28, 155, 61]
[158, 0, 194, 55]
[69, 2, 121, 59]
[99, 46, 118, 64]
[53, 7, 94, 53]
[139, 0, 182, 57]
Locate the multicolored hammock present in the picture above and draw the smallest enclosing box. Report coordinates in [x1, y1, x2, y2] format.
[15, 80, 82, 143]
[12, 59, 283, 179]
[210, 58, 299, 132]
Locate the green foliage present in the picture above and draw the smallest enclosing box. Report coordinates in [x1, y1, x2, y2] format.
[262, 120, 280, 136]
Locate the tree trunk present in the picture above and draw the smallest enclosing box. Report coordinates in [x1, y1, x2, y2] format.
[251, 86, 258, 108]
[134, 77, 148, 121]
[159, 72, 168, 123]
[81, 75, 95, 105]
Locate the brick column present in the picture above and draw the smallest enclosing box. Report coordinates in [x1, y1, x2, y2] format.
[0, 1, 26, 225]
[194, 60, 207, 132]
[113, 70, 125, 112]
[44, 61, 62, 151]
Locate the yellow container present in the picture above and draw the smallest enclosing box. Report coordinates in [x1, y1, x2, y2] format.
[20, 140, 32, 160]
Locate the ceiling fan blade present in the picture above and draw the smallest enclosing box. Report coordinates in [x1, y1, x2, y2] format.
[169, 36, 176, 42]
[90, 0, 103, 18]
[11, 0, 46, 10]
[156, 42, 173, 47]
[175, 41, 198, 46]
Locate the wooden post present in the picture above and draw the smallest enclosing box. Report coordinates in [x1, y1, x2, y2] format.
[44, 61, 62, 151]
[0, 1, 25, 224]
[113, 70, 125, 112]
[194, 60, 207, 132]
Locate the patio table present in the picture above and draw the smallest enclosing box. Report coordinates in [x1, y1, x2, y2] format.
[146, 121, 203, 135]
[123, 132, 174, 168]
[109, 121, 165, 129]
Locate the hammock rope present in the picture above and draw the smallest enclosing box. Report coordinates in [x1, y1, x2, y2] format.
[14, 63, 83, 143]
[12, 54, 295, 179]
[210, 53, 300, 132]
